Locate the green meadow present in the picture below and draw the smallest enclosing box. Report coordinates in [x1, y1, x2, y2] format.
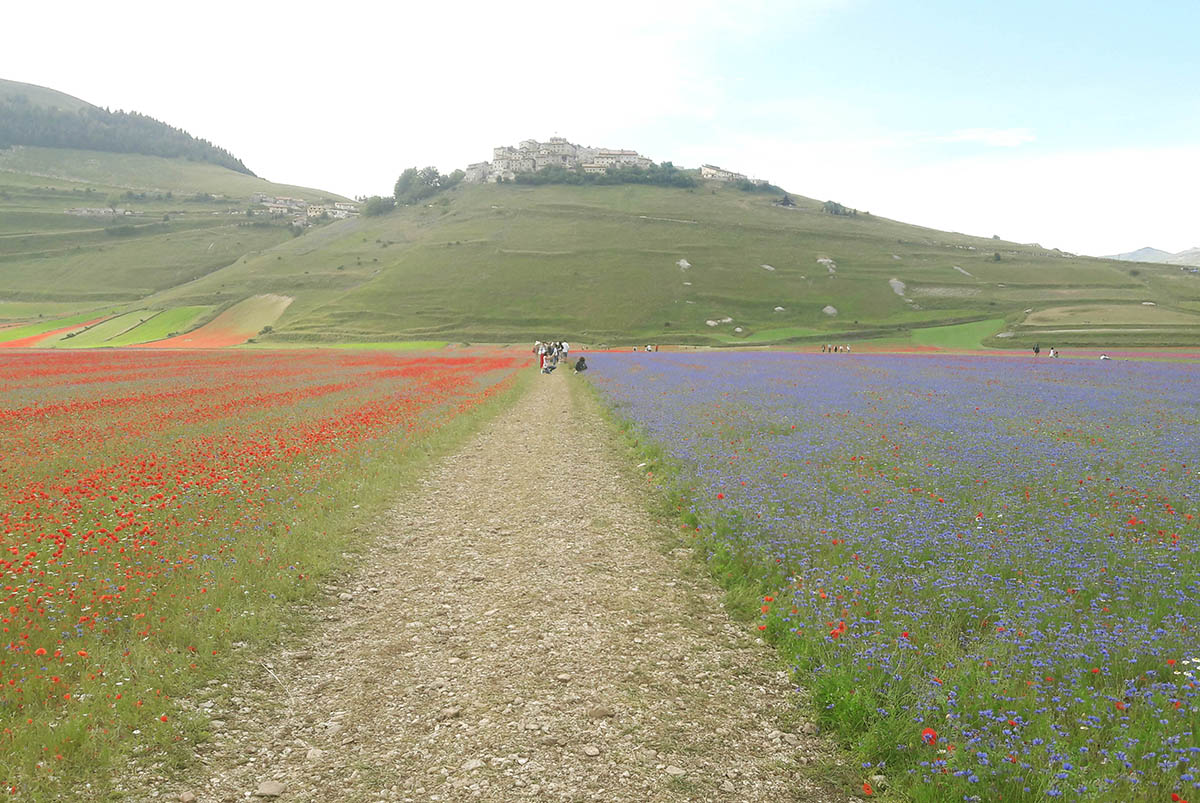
[3, 148, 1200, 348]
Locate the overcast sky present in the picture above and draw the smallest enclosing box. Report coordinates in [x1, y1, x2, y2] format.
[4, 0, 1198, 256]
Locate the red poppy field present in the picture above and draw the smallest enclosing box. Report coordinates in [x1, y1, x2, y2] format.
[0, 349, 522, 796]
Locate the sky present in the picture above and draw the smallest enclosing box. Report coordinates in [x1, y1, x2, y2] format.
[3, 0, 1198, 256]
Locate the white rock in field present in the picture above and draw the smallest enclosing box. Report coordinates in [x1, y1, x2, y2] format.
[822, 305, 838, 316]
[774, 306, 785, 312]
[676, 259, 691, 270]
[761, 264, 775, 271]
[254, 780, 285, 797]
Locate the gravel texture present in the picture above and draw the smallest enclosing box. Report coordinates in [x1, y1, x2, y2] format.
[123, 372, 851, 802]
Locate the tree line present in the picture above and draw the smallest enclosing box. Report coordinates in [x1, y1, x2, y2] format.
[0, 93, 254, 175]
[362, 166, 467, 216]
[361, 161, 702, 217]
[513, 162, 696, 188]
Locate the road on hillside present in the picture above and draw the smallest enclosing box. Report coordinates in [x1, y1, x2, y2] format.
[124, 371, 850, 802]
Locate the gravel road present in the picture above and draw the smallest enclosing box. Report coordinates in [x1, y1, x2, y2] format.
[125, 372, 850, 802]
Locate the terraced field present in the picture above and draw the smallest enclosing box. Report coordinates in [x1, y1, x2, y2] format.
[3, 148, 1199, 348]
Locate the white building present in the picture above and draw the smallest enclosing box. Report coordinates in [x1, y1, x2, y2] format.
[700, 164, 747, 182]
[464, 162, 492, 183]
[465, 136, 655, 182]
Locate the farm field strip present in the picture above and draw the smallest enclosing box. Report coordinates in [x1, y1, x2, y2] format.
[0, 348, 522, 795]
[587, 352, 1199, 802]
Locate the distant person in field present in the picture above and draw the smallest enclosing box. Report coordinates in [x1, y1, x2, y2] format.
[1033, 343, 1041, 356]
[574, 356, 588, 373]
[562, 341, 569, 362]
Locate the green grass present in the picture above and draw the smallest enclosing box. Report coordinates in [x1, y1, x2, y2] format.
[102, 306, 213, 346]
[241, 339, 450, 350]
[4, 149, 1200, 348]
[0, 145, 348, 201]
[910, 318, 1004, 348]
[0, 310, 111, 343]
[46, 310, 151, 347]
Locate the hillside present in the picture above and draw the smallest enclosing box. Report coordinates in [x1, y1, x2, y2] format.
[0, 145, 349, 329]
[132, 181, 1200, 348]
[2, 132, 1199, 349]
[0, 78, 251, 173]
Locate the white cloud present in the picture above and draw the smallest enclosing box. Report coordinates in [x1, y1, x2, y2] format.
[2, 0, 1193, 255]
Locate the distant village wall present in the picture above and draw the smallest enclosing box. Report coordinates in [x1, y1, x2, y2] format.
[462, 136, 767, 187]
[465, 136, 654, 183]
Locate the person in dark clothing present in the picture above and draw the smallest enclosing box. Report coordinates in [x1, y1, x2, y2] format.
[574, 356, 588, 373]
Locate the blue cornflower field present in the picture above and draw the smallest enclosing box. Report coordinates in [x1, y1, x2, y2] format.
[587, 351, 1199, 803]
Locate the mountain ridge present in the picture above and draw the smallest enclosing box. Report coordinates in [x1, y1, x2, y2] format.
[1105, 245, 1200, 267]
[0, 78, 253, 175]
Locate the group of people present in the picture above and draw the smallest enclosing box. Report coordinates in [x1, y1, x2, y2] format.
[821, 343, 852, 353]
[533, 340, 586, 374]
[1033, 344, 1062, 358]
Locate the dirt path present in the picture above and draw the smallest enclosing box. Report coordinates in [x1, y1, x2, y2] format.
[131, 372, 850, 802]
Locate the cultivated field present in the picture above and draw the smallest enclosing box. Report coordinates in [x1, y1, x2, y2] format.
[5, 148, 1200, 348]
[0, 349, 521, 797]
[588, 351, 1200, 802]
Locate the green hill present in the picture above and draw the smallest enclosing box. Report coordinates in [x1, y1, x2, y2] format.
[5, 177, 1200, 348]
[0, 147, 348, 292]
[2, 82, 1199, 350]
[1, 78, 251, 173]
[135, 181, 1200, 348]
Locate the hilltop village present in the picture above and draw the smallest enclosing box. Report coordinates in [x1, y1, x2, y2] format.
[463, 136, 765, 185]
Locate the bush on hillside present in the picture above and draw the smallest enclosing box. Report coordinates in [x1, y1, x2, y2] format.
[822, 200, 858, 216]
[393, 166, 463, 206]
[732, 177, 780, 193]
[362, 196, 395, 216]
[0, 93, 254, 174]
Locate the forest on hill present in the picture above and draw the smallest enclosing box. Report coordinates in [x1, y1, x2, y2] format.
[0, 90, 253, 175]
